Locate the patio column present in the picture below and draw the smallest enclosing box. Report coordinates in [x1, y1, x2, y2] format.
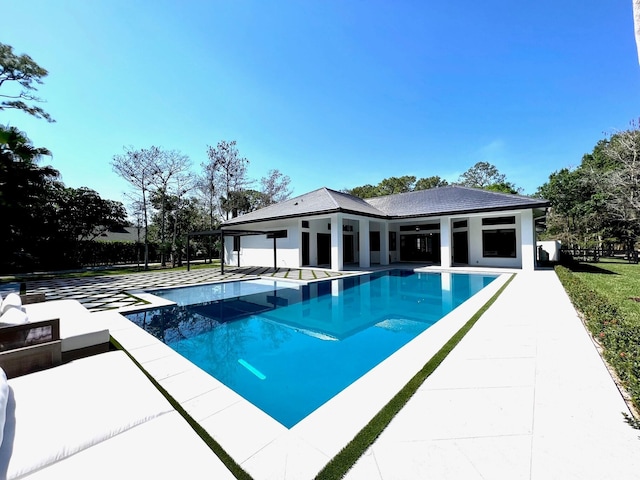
[440, 217, 451, 268]
[441, 271, 453, 311]
[521, 209, 535, 271]
[359, 218, 370, 268]
[380, 222, 389, 265]
[331, 213, 344, 271]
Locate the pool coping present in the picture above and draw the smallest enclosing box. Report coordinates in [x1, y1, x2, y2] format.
[95, 269, 512, 479]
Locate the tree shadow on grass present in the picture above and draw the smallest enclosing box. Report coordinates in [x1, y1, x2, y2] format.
[566, 262, 619, 275]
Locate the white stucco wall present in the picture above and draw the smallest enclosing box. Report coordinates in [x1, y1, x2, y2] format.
[224, 219, 300, 268]
[466, 212, 523, 269]
[537, 240, 561, 262]
[224, 208, 538, 270]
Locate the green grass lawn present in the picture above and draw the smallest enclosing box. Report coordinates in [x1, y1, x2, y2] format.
[569, 260, 640, 323]
[1, 260, 222, 283]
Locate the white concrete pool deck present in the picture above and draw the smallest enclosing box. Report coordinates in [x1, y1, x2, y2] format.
[346, 269, 640, 480]
[94, 268, 640, 479]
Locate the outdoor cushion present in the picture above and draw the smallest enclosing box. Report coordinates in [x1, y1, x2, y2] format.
[0, 367, 7, 449]
[24, 300, 110, 353]
[0, 308, 28, 327]
[20, 412, 236, 480]
[0, 351, 175, 480]
[0, 294, 22, 316]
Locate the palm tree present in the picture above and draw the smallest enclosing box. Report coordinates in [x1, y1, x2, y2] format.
[0, 125, 59, 271]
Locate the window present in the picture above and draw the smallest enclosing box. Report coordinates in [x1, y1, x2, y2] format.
[389, 231, 396, 251]
[400, 224, 439, 232]
[482, 229, 516, 258]
[482, 216, 515, 226]
[370, 231, 380, 251]
[301, 220, 309, 229]
[233, 236, 240, 252]
[453, 220, 467, 229]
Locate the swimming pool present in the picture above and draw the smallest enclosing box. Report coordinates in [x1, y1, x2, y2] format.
[125, 269, 496, 427]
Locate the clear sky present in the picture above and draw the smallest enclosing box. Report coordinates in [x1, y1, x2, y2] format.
[3, 1, 640, 208]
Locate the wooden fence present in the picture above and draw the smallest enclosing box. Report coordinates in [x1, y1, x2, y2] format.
[560, 247, 639, 264]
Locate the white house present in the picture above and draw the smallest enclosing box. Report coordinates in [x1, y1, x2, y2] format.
[220, 186, 550, 271]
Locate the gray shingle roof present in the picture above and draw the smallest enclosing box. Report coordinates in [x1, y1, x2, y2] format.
[222, 185, 549, 226]
[95, 226, 144, 242]
[222, 187, 385, 225]
[365, 186, 549, 218]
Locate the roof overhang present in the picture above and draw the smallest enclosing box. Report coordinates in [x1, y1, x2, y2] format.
[387, 202, 551, 220]
[221, 208, 389, 227]
[221, 201, 551, 227]
[187, 229, 269, 237]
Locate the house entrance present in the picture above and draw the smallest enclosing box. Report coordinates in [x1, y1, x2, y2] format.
[343, 234, 355, 263]
[317, 233, 331, 265]
[400, 234, 441, 263]
[453, 231, 469, 264]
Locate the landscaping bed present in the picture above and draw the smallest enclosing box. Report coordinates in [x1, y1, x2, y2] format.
[555, 261, 640, 418]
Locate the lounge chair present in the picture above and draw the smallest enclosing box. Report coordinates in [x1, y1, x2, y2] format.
[0, 318, 61, 378]
[23, 300, 110, 362]
[0, 294, 63, 377]
[0, 350, 235, 479]
[0, 292, 111, 377]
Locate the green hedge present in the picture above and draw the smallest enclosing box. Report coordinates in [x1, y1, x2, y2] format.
[555, 265, 640, 413]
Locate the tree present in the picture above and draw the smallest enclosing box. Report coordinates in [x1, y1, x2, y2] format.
[260, 169, 292, 206]
[536, 167, 597, 246]
[54, 187, 127, 242]
[457, 161, 506, 188]
[346, 175, 448, 198]
[414, 176, 448, 190]
[0, 126, 59, 271]
[166, 174, 195, 266]
[111, 146, 162, 270]
[535, 127, 639, 250]
[1, 126, 127, 271]
[51, 186, 127, 265]
[220, 190, 252, 218]
[148, 149, 191, 266]
[377, 176, 417, 195]
[204, 140, 250, 220]
[484, 182, 520, 194]
[197, 157, 220, 230]
[346, 184, 379, 198]
[457, 161, 522, 193]
[0, 42, 54, 122]
[598, 125, 640, 248]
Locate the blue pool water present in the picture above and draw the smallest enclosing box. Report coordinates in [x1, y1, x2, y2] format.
[126, 270, 496, 427]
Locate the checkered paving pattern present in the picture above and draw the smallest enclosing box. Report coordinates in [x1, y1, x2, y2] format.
[17, 267, 345, 312]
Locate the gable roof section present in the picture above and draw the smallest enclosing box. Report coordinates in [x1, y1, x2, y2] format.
[222, 187, 385, 226]
[95, 226, 144, 242]
[365, 186, 549, 218]
[222, 185, 550, 226]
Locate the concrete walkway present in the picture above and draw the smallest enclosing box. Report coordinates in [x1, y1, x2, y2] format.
[345, 270, 640, 479]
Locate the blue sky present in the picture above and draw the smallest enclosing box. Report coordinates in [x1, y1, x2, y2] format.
[3, 1, 640, 207]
